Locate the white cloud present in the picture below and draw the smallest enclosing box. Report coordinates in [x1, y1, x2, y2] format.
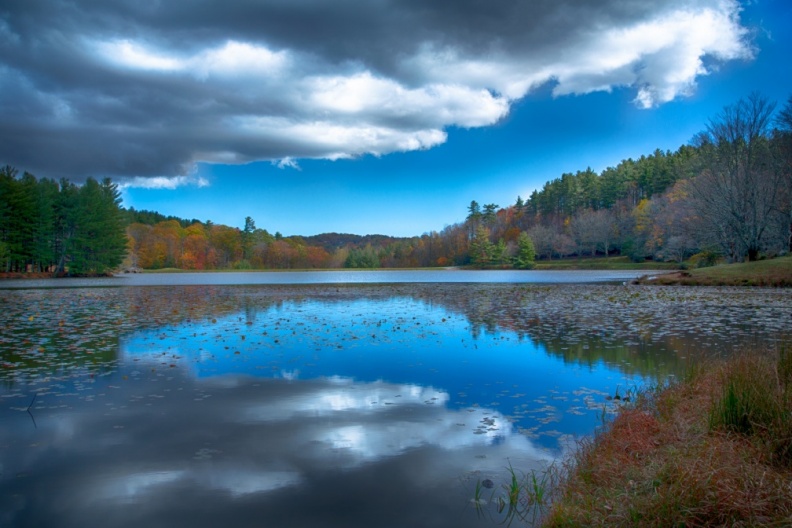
[273, 157, 300, 170]
[0, 0, 755, 182]
[306, 72, 508, 127]
[238, 116, 449, 158]
[192, 40, 289, 80]
[119, 174, 209, 190]
[98, 39, 183, 71]
[98, 38, 288, 79]
[411, 1, 752, 109]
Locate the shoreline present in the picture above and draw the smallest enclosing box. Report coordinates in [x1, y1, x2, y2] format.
[633, 255, 792, 287]
[543, 350, 792, 526]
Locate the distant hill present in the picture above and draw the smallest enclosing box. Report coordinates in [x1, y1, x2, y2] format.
[302, 232, 410, 252]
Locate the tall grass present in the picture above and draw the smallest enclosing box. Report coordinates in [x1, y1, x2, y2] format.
[709, 349, 792, 466]
[543, 347, 792, 527]
[472, 463, 555, 526]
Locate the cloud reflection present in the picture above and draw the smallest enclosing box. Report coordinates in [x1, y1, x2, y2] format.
[1, 371, 553, 528]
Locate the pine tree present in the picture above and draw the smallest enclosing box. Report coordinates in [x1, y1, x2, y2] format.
[469, 225, 495, 267]
[514, 232, 536, 269]
[68, 178, 127, 275]
[241, 216, 256, 261]
[54, 179, 79, 274]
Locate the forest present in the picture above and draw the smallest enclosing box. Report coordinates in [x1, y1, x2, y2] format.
[1, 93, 790, 275]
[0, 170, 127, 275]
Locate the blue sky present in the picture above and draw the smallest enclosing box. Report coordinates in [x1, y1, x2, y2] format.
[2, 1, 790, 237]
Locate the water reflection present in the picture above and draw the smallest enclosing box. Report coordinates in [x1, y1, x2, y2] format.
[119, 296, 643, 445]
[1, 283, 791, 527]
[1, 370, 552, 528]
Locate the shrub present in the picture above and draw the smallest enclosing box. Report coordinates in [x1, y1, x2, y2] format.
[687, 250, 720, 269]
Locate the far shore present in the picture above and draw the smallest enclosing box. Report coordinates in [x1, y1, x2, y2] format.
[2, 255, 789, 286]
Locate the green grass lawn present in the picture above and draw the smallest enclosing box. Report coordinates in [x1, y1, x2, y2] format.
[534, 256, 678, 271]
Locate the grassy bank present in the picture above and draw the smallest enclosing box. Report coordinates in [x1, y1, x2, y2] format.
[543, 349, 792, 527]
[635, 255, 792, 287]
[534, 256, 677, 271]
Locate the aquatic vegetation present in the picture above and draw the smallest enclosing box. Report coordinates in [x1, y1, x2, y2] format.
[473, 463, 555, 526]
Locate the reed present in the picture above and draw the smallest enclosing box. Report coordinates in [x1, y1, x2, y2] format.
[543, 347, 792, 527]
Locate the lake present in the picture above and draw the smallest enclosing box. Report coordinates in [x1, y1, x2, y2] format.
[0, 268, 661, 288]
[1, 273, 790, 527]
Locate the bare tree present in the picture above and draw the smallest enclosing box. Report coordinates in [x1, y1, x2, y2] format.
[775, 95, 792, 252]
[569, 210, 599, 256]
[690, 93, 786, 261]
[527, 224, 556, 260]
[650, 181, 702, 262]
[591, 209, 616, 256]
[569, 209, 614, 256]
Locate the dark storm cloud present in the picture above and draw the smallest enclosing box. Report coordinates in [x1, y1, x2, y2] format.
[0, 0, 752, 186]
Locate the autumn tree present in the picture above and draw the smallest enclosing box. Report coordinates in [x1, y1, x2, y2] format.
[646, 181, 702, 263]
[181, 223, 210, 269]
[209, 224, 242, 268]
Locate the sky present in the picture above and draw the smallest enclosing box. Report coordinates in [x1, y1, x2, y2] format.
[1, 1, 791, 237]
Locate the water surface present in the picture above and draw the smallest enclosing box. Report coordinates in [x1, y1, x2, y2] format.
[1, 282, 789, 527]
[0, 268, 662, 289]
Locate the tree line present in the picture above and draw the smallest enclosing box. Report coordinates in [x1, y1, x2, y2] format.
[506, 93, 791, 264]
[2, 92, 790, 275]
[0, 167, 127, 275]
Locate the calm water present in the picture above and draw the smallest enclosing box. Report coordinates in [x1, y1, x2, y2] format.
[0, 268, 662, 288]
[1, 279, 790, 527]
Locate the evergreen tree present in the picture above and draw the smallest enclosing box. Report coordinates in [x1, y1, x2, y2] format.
[482, 203, 499, 225]
[514, 232, 536, 269]
[54, 179, 79, 274]
[493, 238, 508, 266]
[469, 225, 494, 267]
[0, 166, 19, 271]
[344, 245, 380, 268]
[30, 176, 58, 271]
[241, 216, 256, 260]
[68, 178, 127, 275]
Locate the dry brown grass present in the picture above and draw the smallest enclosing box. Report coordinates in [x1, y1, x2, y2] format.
[544, 352, 792, 527]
